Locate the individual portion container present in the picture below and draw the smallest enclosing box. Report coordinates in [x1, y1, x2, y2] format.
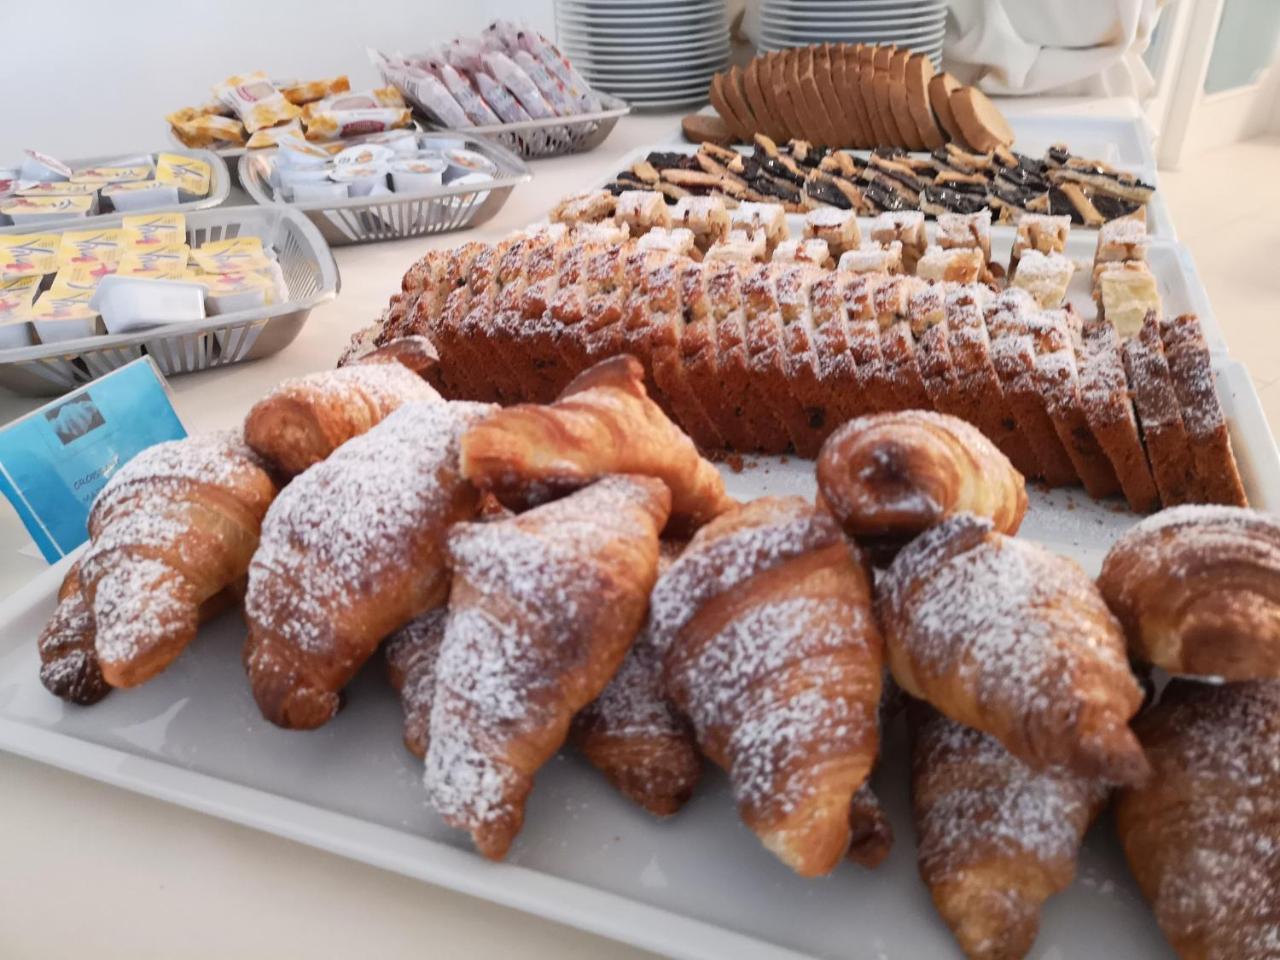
[388, 156, 445, 192]
[90, 275, 207, 334]
[442, 147, 498, 183]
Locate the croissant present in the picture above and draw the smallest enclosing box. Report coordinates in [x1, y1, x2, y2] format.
[1116, 679, 1280, 960]
[459, 354, 734, 534]
[573, 540, 701, 816]
[244, 401, 493, 730]
[383, 607, 448, 759]
[648, 496, 884, 877]
[1098, 505, 1280, 681]
[244, 336, 442, 478]
[72, 432, 276, 689]
[425, 476, 670, 860]
[877, 513, 1149, 785]
[816, 410, 1027, 559]
[848, 784, 894, 869]
[37, 562, 109, 705]
[912, 703, 1108, 960]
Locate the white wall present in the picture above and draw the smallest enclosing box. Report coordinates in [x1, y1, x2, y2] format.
[1, 0, 554, 160]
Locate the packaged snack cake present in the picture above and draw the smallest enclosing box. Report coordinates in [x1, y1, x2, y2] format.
[213, 71, 301, 133]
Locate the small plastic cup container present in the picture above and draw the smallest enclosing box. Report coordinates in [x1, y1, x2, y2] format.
[389, 156, 446, 193]
[102, 181, 181, 213]
[448, 171, 494, 205]
[90, 274, 207, 334]
[367, 129, 420, 155]
[442, 148, 497, 184]
[20, 149, 72, 183]
[276, 163, 332, 192]
[0, 317, 34, 349]
[332, 142, 395, 171]
[289, 181, 351, 202]
[330, 163, 387, 198]
[419, 136, 466, 154]
[276, 139, 331, 170]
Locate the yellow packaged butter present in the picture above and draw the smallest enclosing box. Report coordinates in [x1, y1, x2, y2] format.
[155, 153, 211, 198]
[122, 213, 187, 250]
[0, 195, 93, 219]
[0, 274, 39, 317]
[31, 288, 98, 321]
[70, 164, 152, 186]
[117, 246, 190, 279]
[50, 263, 114, 294]
[15, 181, 98, 198]
[0, 233, 59, 276]
[58, 228, 124, 266]
[189, 236, 270, 273]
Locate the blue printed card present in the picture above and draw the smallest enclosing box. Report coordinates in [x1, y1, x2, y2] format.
[0, 357, 186, 562]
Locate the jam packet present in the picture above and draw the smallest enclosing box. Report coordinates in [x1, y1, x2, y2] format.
[15, 181, 99, 198]
[155, 153, 212, 199]
[31, 287, 98, 320]
[189, 236, 272, 273]
[213, 72, 301, 133]
[0, 234, 58, 276]
[122, 213, 187, 250]
[0, 274, 40, 315]
[50, 263, 114, 294]
[101, 179, 180, 212]
[70, 161, 153, 185]
[0, 195, 93, 225]
[281, 75, 351, 106]
[117, 246, 190, 279]
[58, 229, 124, 267]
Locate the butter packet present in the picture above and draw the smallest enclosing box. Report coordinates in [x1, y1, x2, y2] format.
[0, 233, 59, 275]
[122, 213, 187, 250]
[189, 236, 271, 273]
[15, 180, 99, 198]
[0, 195, 93, 225]
[70, 162, 153, 186]
[281, 75, 351, 106]
[58, 228, 124, 267]
[0, 274, 40, 315]
[168, 108, 246, 148]
[213, 71, 301, 134]
[50, 263, 114, 295]
[155, 153, 212, 199]
[101, 179, 180, 213]
[187, 265, 282, 314]
[117, 246, 190, 279]
[31, 287, 98, 320]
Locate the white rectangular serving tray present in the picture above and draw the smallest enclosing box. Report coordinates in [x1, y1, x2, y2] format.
[0, 359, 1274, 960]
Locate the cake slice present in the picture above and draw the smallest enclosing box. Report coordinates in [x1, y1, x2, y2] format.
[1122, 311, 1197, 505]
[842, 273, 895, 412]
[579, 245, 646, 368]
[773, 238, 833, 268]
[550, 189, 617, 225]
[636, 227, 699, 260]
[913, 314, 965, 417]
[809, 271, 864, 424]
[1094, 216, 1148, 267]
[1076, 320, 1161, 512]
[1011, 249, 1075, 308]
[775, 262, 836, 452]
[673, 259, 743, 451]
[615, 190, 671, 236]
[671, 195, 731, 252]
[879, 320, 934, 410]
[730, 201, 789, 252]
[1159, 313, 1248, 506]
[705, 230, 768, 265]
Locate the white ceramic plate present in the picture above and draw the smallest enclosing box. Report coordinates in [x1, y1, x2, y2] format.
[759, 24, 946, 41]
[0, 358, 1272, 960]
[572, 47, 736, 67]
[556, 20, 728, 39]
[581, 72, 725, 92]
[761, 10, 947, 26]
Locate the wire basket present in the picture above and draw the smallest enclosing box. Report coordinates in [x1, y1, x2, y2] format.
[411, 94, 630, 160]
[238, 132, 531, 246]
[0, 147, 230, 235]
[0, 206, 338, 396]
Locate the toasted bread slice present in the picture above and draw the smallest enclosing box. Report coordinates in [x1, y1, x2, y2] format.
[1160, 313, 1248, 506]
[1122, 312, 1198, 506]
[928, 72, 967, 147]
[1077, 320, 1161, 512]
[887, 49, 924, 150]
[815, 44, 853, 148]
[743, 57, 786, 143]
[872, 46, 909, 147]
[904, 53, 945, 150]
[949, 85, 1014, 152]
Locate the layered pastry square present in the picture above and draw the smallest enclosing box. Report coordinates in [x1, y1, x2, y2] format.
[1010, 249, 1074, 307]
[803, 207, 861, 258]
[615, 190, 671, 235]
[1096, 261, 1161, 338]
[916, 244, 985, 284]
[839, 241, 904, 275]
[936, 209, 992, 262]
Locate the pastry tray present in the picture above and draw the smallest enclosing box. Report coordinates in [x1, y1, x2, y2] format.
[0, 146, 231, 235]
[0, 358, 1274, 959]
[0, 206, 338, 396]
[238, 133, 532, 246]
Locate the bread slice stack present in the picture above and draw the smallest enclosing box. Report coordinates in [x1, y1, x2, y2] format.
[705, 43, 1012, 152]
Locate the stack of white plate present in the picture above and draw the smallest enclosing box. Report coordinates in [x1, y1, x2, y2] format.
[758, 0, 947, 64]
[555, 0, 731, 111]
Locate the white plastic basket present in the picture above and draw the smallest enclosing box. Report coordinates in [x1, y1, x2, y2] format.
[416, 94, 631, 160]
[237, 132, 531, 246]
[0, 147, 230, 235]
[0, 206, 338, 396]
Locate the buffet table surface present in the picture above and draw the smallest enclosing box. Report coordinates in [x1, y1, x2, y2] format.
[0, 98, 1218, 960]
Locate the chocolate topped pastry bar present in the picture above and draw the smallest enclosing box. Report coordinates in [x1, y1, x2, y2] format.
[1011, 249, 1074, 308]
[839, 241, 904, 276]
[1045, 144, 1155, 204]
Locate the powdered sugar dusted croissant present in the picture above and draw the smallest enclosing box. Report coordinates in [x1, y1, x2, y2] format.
[245, 336, 442, 478]
[37, 562, 109, 705]
[426, 476, 670, 860]
[1099, 505, 1280, 681]
[877, 513, 1149, 785]
[245, 401, 493, 730]
[75, 432, 277, 689]
[816, 410, 1026, 558]
[912, 703, 1108, 960]
[1116, 679, 1280, 960]
[384, 608, 448, 759]
[460, 355, 734, 534]
[648, 496, 884, 876]
[572, 539, 701, 817]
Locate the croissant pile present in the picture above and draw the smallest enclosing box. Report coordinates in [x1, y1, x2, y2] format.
[350, 224, 1246, 514]
[38, 336, 1279, 959]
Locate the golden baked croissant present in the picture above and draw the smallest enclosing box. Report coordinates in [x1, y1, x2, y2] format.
[572, 540, 702, 817]
[383, 607, 448, 759]
[911, 703, 1108, 960]
[244, 336, 442, 478]
[648, 496, 884, 876]
[816, 410, 1027, 558]
[459, 354, 734, 534]
[1116, 679, 1280, 960]
[245, 401, 493, 730]
[425, 476, 670, 860]
[37, 562, 109, 705]
[74, 432, 276, 689]
[877, 513, 1149, 785]
[1099, 505, 1280, 681]
[848, 784, 894, 869]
